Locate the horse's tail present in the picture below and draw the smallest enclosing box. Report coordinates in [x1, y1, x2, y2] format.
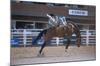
[32, 29, 47, 45]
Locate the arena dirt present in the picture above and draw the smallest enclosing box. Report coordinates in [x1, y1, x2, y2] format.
[10, 45, 96, 65]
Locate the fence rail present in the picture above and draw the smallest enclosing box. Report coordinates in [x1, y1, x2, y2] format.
[11, 29, 96, 47]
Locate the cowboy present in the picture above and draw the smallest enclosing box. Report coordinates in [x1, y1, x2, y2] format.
[46, 14, 67, 27]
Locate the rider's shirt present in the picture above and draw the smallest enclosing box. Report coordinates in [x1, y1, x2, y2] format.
[48, 16, 67, 28]
[48, 16, 58, 28]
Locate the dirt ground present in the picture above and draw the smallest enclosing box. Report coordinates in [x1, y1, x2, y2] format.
[10, 45, 96, 65]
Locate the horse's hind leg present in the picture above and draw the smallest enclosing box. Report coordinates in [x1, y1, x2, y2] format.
[39, 42, 46, 55]
[65, 38, 70, 52]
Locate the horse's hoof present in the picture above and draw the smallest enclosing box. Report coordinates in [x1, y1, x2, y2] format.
[37, 52, 45, 57]
[41, 52, 44, 56]
[78, 45, 80, 47]
[37, 53, 41, 57]
[65, 49, 67, 52]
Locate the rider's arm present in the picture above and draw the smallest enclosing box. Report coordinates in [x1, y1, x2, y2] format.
[47, 14, 55, 22]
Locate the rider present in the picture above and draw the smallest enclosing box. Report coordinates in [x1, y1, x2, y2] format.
[47, 14, 67, 27]
[47, 14, 59, 28]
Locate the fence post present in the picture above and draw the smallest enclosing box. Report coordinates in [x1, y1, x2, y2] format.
[86, 30, 89, 46]
[23, 29, 27, 47]
[56, 37, 59, 46]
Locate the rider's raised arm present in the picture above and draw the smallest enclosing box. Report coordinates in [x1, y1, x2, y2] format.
[46, 14, 55, 22]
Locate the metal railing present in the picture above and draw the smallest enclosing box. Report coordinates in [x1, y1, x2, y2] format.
[11, 29, 96, 47]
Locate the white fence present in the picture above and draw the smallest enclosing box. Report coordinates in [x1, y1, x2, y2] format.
[11, 29, 96, 46]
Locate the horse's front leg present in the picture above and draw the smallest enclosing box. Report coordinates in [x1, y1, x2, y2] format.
[75, 31, 81, 47]
[65, 38, 70, 52]
[76, 37, 81, 47]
